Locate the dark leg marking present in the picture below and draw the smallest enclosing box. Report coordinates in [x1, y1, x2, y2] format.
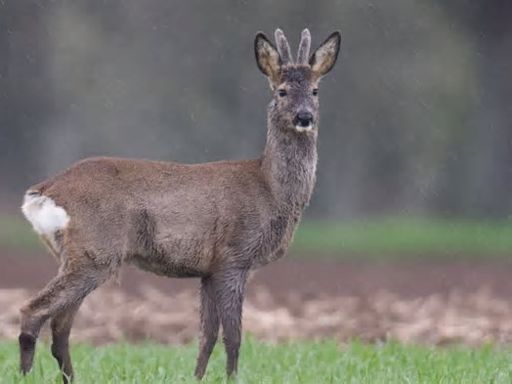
[19, 333, 36, 375]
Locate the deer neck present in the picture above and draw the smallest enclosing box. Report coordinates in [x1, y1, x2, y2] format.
[261, 115, 318, 211]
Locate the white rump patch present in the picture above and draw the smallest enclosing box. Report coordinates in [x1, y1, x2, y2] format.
[21, 192, 70, 237]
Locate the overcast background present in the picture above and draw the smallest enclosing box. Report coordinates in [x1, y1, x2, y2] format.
[1, 0, 511, 220]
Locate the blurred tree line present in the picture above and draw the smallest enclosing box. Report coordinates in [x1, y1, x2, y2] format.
[0, 0, 511, 219]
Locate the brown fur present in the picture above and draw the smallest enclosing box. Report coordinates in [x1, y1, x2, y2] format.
[18, 28, 340, 382]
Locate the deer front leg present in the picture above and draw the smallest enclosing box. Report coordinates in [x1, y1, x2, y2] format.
[194, 276, 220, 379]
[51, 301, 82, 384]
[215, 268, 249, 378]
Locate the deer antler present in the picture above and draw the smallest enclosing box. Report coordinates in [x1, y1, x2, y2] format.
[296, 28, 311, 65]
[274, 28, 293, 65]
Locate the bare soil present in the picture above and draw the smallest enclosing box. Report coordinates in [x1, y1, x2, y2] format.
[2, 250, 512, 345]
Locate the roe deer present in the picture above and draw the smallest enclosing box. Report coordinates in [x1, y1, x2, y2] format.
[19, 28, 341, 382]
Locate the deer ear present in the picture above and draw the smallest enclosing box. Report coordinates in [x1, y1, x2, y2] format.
[255, 32, 281, 84]
[309, 31, 341, 78]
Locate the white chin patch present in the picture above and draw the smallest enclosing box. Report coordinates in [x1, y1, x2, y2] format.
[21, 192, 70, 237]
[295, 124, 313, 133]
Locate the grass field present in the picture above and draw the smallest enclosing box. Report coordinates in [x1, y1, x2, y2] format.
[3, 214, 512, 259]
[1, 338, 511, 383]
[292, 217, 512, 258]
[2, 215, 512, 383]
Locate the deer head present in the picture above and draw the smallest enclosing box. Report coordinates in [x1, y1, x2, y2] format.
[255, 29, 341, 133]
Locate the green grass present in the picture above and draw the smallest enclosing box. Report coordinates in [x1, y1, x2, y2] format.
[3, 214, 512, 259]
[1, 339, 511, 383]
[292, 217, 512, 259]
[0, 215, 42, 251]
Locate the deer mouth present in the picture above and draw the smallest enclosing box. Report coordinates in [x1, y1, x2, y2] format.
[294, 123, 313, 133]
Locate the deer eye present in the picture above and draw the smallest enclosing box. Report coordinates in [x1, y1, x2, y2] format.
[278, 89, 287, 97]
[312, 88, 319, 96]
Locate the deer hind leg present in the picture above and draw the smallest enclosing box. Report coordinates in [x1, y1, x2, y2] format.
[213, 268, 249, 378]
[19, 262, 108, 376]
[50, 301, 82, 384]
[194, 276, 220, 379]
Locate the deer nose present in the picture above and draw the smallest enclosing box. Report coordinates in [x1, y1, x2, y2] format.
[296, 112, 313, 127]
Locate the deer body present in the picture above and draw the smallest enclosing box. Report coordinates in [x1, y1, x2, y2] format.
[26, 151, 312, 275]
[18, 28, 340, 382]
